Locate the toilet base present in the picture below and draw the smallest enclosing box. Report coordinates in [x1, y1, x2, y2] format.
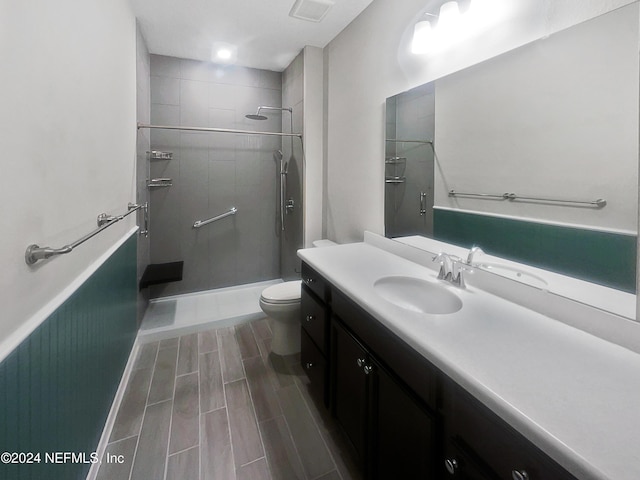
[270, 319, 301, 356]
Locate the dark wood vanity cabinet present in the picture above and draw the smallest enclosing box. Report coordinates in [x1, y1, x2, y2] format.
[299, 261, 578, 480]
[331, 290, 439, 479]
[442, 380, 578, 480]
[300, 263, 330, 408]
[332, 318, 437, 479]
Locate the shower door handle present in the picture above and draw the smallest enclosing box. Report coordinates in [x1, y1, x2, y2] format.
[420, 192, 427, 216]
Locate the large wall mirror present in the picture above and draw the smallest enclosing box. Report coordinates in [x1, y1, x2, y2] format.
[385, 2, 638, 315]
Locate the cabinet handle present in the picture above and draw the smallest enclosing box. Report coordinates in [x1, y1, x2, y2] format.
[512, 470, 529, 480]
[444, 458, 459, 475]
[305, 362, 313, 369]
[305, 314, 315, 322]
[305, 277, 315, 284]
[363, 365, 374, 375]
[356, 358, 365, 368]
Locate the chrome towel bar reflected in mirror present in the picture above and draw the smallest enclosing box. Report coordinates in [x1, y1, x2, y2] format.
[448, 190, 606, 208]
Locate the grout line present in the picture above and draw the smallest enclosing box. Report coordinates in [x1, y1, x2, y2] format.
[222, 379, 236, 477]
[291, 378, 341, 479]
[235, 324, 269, 476]
[238, 456, 268, 468]
[163, 345, 180, 480]
[278, 412, 310, 480]
[127, 342, 162, 480]
[168, 444, 200, 458]
[108, 433, 139, 445]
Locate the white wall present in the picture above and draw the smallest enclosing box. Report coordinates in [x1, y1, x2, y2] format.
[323, 0, 636, 243]
[303, 46, 325, 247]
[0, 0, 137, 357]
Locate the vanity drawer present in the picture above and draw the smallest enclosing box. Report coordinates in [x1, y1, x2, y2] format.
[301, 262, 328, 302]
[443, 380, 577, 480]
[301, 328, 327, 408]
[301, 285, 328, 355]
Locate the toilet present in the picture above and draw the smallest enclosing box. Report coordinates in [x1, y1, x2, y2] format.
[259, 239, 336, 355]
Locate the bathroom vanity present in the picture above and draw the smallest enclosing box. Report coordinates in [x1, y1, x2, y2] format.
[298, 235, 640, 480]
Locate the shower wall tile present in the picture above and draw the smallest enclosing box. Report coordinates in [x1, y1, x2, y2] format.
[234, 86, 263, 118]
[180, 79, 209, 126]
[231, 65, 262, 87]
[151, 75, 180, 105]
[149, 54, 282, 296]
[180, 58, 214, 81]
[150, 103, 180, 152]
[260, 69, 282, 90]
[208, 108, 236, 153]
[209, 83, 237, 110]
[151, 54, 181, 78]
[209, 160, 236, 185]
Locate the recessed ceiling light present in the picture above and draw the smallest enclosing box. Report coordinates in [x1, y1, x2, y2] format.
[217, 48, 232, 60]
[289, 0, 335, 23]
[212, 42, 237, 64]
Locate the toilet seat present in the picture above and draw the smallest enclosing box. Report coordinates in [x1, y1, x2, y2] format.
[260, 280, 302, 305]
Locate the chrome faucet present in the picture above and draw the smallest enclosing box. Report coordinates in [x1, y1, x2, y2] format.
[466, 246, 485, 265]
[433, 252, 452, 281]
[433, 252, 465, 288]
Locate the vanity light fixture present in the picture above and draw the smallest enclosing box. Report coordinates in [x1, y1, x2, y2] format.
[411, 18, 434, 54]
[412, 0, 505, 55]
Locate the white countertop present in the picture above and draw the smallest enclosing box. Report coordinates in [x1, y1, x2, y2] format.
[298, 242, 640, 480]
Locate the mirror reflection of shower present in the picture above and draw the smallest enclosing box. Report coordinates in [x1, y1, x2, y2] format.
[246, 106, 294, 231]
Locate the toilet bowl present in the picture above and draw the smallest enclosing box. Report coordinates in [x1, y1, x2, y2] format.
[259, 280, 302, 355]
[259, 239, 336, 355]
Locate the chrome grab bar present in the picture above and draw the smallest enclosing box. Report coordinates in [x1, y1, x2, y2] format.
[385, 139, 433, 144]
[193, 207, 237, 229]
[25, 203, 147, 265]
[448, 190, 606, 208]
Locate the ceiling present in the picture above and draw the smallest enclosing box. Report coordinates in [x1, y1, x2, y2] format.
[130, 0, 374, 72]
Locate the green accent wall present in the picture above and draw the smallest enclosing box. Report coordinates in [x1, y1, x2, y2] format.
[433, 209, 637, 292]
[0, 235, 138, 480]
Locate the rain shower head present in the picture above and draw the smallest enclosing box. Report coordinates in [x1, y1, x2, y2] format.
[246, 106, 293, 121]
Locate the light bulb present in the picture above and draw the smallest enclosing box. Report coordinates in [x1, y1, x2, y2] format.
[412, 20, 433, 54]
[216, 48, 232, 60]
[438, 1, 461, 29]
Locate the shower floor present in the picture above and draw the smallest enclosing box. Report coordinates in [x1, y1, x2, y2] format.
[139, 280, 282, 342]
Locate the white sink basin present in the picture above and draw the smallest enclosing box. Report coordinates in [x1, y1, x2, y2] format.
[373, 276, 462, 315]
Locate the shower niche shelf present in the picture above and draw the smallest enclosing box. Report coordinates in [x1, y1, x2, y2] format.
[149, 150, 173, 160]
[139, 261, 184, 290]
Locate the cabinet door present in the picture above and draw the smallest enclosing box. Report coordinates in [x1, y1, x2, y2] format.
[373, 361, 437, 480]
[332, 319, 369, 464]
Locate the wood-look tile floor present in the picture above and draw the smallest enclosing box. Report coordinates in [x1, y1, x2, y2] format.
[96, 318, 361, 480]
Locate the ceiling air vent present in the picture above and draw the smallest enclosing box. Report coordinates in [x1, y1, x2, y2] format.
[289, 0, 335, 22]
